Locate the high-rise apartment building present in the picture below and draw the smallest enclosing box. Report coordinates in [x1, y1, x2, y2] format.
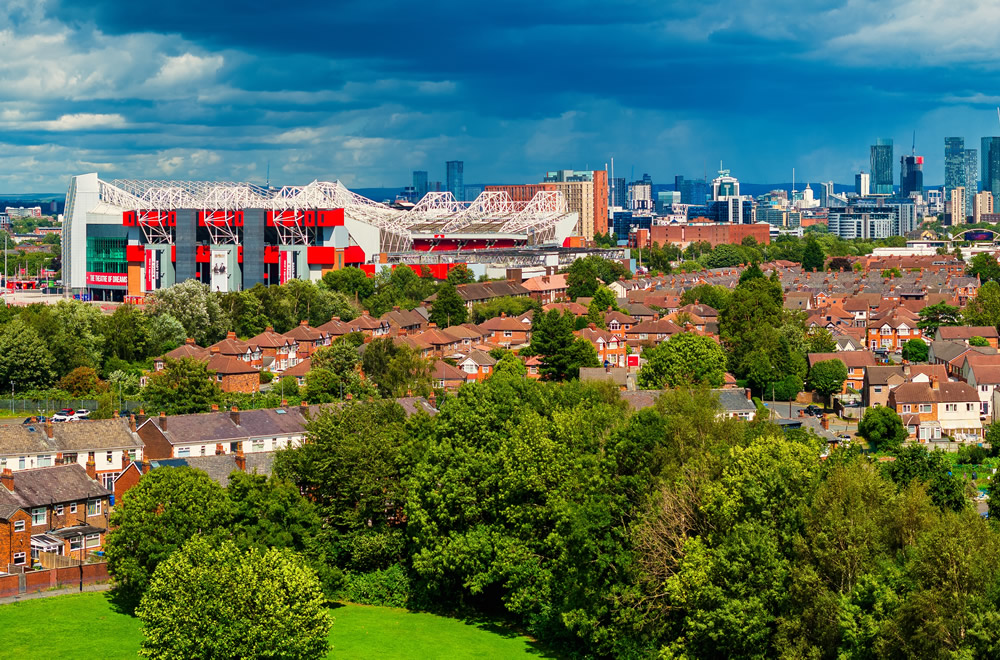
[627, 180, 653, 212]
[412, 171, 429, 200]
[446, 161, 464, 202]
[900, 155, 923, 198]
[982, 138, 1000, 200]
[974, 191, 994, 223]
[944, 137, 965, 201]
[855, 172, 870, 197]
[541, 169, 609, 239]
[675, 175, 710, 205]
[965, 149, 979, 215]
[950, 186, 967, 225]
[609, 177, 626, 208]
[870, 138, 894, 195]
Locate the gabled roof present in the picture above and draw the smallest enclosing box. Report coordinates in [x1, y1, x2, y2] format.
[807, 351, 877, 369]
[316, 317, 352, 336]
[937, 326, 1000, 340]
[521, 273, 568, 292]
[890, 380, 978, 404]
[626, 318, 683, 335]
[970, 363, 1000, 385]
[431, 359, 467, 381]
[283, 357, 311, 378]
[478, 315, 530, 332]
[460, 350, 497, 367]
[0, 464, 109, 519]
[209, 333, 253, 357]
[677, 303, 718, 318]
[283, 321, 325, 342]
[864, 364, 948, 386]
[148, 453, 274, 488]
[349, 312, 389, 332]
[207, 354, 259, 376]
[158, 340, 210, 363]
[604, 310, 637, 325]
[248, 327, 295, 350]
[544, 302, 588, 315]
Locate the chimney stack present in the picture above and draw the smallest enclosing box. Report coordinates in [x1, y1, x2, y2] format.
[44, 420, 53, 439]
[227, 331, 236, 340]
[211, 404, 219, 412]
[1, 468, 12, 492]
[821, 414, 830, 431]
[85, 458, 97, 480]
[234, 449, 246, 472]
[300, 401, 309, 417]
[159, 411, 167, 431]
[745, 388, 752, 401]
[230, 406, 240, 426]
[931, 376, 940, 390]
[129, 414, 136, 433]
[185, 338, 196, 346]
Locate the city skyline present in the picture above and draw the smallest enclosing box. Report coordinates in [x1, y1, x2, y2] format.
[6, 2, 1000, 191]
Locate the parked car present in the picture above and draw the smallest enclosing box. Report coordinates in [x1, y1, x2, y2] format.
[72, 409, 91, 420]
[22, 416, 46, 425]
[804, 405, 822, 416]
[57, 408, 75, 416]
[51, 413, 70, 422]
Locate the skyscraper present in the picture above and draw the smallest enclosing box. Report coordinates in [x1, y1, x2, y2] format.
[446, 161, 464, 202]
[950, 186, 967, 225]
[983, 138, 1000, 199]
[965, 149, 979, 215]
[819, 181, 834, 207]
[944, 137, 965, 200]
[412, 170, 428, 200]
[870, 138, 894, 195]
[900, 155, 923, 198]
[855, 172, 870, 197]
[609, 177, 626, 208]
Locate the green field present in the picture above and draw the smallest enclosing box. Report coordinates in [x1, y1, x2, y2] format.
[0, 592, 550, 659]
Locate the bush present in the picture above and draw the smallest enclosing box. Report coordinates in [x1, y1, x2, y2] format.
[766, 374, 803, 401]
[957, 444, 989, 465]
[278, 375, 300, 398]
[259, 370, 275, 384]
[341, 564, 410, 607]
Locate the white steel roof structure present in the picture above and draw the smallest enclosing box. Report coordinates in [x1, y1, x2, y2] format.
[95, 178, 574, 252]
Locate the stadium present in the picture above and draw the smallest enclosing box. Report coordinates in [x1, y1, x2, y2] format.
[62, 174, 579, 300]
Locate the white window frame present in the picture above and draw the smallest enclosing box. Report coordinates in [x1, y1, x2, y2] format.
[87, 498, 102, 517]
[106, 451, 114, 464]
[70, 536, 82, 552]
[176, 447, 191, 457]
[31, 507, 45, 526]
[54, 504, 63, 516]
[13, 552, 25, 565]
[14, 519, 25, 532]
[70, 503, 77, 514]
[85, 533, 100, 549]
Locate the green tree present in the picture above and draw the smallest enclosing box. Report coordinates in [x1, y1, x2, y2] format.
[963, 280, 1000, 328]
[637, 332, 727, 389]
[527, 309, 600, 380]
[679, 284, 731, 312]
[146, 280, 230, 345]
[147, 313, 187, 356]
[105, 467, 233, 611]
[566, 257, 601, 300]
[591, 285, 617, 312]
[142, 357, 223, 415]
[801, 237, 825, 271]
[917, 302, 962, 334]
[101, 303, 152, 361]
[429, 281, 468, 327]
[360, 337, 431, 397]
[967, 252, 1000, 283]
[322, 266, 376, 304]
[901, 338, 929, 362]
[58, 366, 108, 397]
[0, 318, 55, 390]
[809, 359, 847, 406]
[858, 405, 909, 452]
[970, 335, 990, 347]
[137, 536, 331, 660]
[805, 328, 837, 354]
[446, 263, 475, 285]
[881, 445, 967, 512]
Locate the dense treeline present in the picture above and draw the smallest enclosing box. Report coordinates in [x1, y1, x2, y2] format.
[253, 379, 1000, 657]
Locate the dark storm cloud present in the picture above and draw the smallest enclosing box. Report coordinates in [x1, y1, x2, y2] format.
[0, 0, 996, 191]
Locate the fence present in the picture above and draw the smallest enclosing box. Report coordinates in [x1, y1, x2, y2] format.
[1, 399, 146, 415]
[0, 562, 109, 599]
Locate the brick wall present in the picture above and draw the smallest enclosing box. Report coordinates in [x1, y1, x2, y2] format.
[221, 372, 260, 393]
[0, 574, 19, 598]
[0, 510, 31, 566]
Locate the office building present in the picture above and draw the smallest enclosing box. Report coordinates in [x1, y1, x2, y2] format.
[926, 188, 944, 214]
[855, 172, 870, 197]
[541, 169, 609, 239]
[891, 203, 919, 235]
[676, 175, 710, 205]
[819, 181, 834, 207]
[828, 207, 900, 239]
[950, 186, 967, 225]
[982, 138, 1000, 200]
[758, 207, 801, 229]
[712, 169, 740, 200]
[974, 191, 994, 223]
[686, 199, 754, 224]
[446, 161, 464, 202]
[609, 177, 626, 208]
[657, 190, 680, 213]
[870, 138, 894, 195]
[627, 180, 653, 212]
[900, 155, 923, 198]
[945, 137, 965, 200]
[412, 171, 429, 200]
[966, 149, 979, 216]
[463, 184, 484, 201]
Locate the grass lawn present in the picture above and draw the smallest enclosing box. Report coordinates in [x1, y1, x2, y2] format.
[0, 592, 551, 659]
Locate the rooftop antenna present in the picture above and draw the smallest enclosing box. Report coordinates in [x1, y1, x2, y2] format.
[266, 160, 270, 189]
[912, 130, 916, 156]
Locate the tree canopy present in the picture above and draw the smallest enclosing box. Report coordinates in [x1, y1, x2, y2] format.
[637, 332, 727, 389]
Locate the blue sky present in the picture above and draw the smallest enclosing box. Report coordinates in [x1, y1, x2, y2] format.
[3, 0, 1000, 191]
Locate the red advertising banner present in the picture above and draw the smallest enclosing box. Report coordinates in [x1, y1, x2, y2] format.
[278, 250, 294, 284]
[144, 249, 157, 292]
[86, 272, 128, 286]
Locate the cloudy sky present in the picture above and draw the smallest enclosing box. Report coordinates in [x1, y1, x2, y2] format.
[2, 0, 999, 191]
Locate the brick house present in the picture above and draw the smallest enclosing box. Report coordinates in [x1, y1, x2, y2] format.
[477, 314, 532, 348]
[0, 418, 144, 491]
[431, 360, 467, 391]
[115, 449, 275, 501]
[457, 350, 496, 382]
[348, 311, 392, 338]
[380, 307, 428, 336]
[247, 327, 298, 373]
[861, 364, 948, 408]
[888, 379, 982, 443]
[578, 325, 627, 367]
[521, 273, 568, 304]
[935, 326, 1000, 348]
[807, 351, 877, 393]
[152, 338, 209, 371]
[283, 321, 330, 357]
[867, 310, 922, 352]
[0, 464, 111, 568]
[624, 317, 683, 350]
[604, 311, 637, 339]
[209, 332, 262, 369]
[207, 351, 261, 393]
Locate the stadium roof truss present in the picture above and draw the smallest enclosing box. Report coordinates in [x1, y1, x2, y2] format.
[96, 178, 572, 253]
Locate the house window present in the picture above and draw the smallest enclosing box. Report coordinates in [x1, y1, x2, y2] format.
[70, 537, 82, 552]
[101, 473, 117, 490]
[983, 385, 990, 392]
[967, 403, 975, 412]
[18, 456, 25, 469]
[874, 386, 883, 393]
[31, 507, 45, 526]
[36, 455, 52, 467]
[483, 366, 490, 373]
[106, 451, 114, 464]
[945, 403, 957, 412]
[70, 503, 77, 514]
[13, 552, 25, 565]
[919, 404, 932, 413]
[55, 504, 63, 515]
[200, 445, 206, 456]
[176, 447, 191, 457]
[87, 498, 101, 517]
[902, 404, 912, 413]
[85, 534, 100, 549]
[907, 425, 916, 435]
[216, 374, 223, 382]
[14, 520, 24, 532]
[982, 402, 990, 414]
[252, 439, 265, 451]
[63, 452, 77, 465]
[503, 330, 512, 338]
